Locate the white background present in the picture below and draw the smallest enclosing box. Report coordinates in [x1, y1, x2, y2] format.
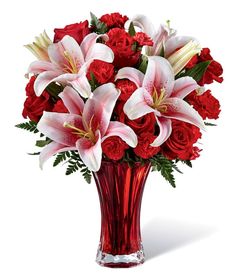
[0, 0, 235, 274]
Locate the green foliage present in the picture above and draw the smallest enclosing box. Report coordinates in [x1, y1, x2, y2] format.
[90, 12, 108, 34]
[177, 61, 211, 82]
[138, 55, 148, 74]
[128, 22, 136, 36]
[89, 72, 99, 92]
[150, 154, 182, 188]
[15, 121, 38, 133]
[181, 159, 192, 168]
[46, 82, 63, 99]
[35, 139, 51, 147]
[53, 151, 92, 183]
[204, 122, 217, 126]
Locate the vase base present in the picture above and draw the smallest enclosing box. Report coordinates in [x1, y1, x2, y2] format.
[96, 248, 145, 268]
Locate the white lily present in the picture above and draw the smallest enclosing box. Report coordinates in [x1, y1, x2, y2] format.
[126, 15, 201, 74]
[27, 33, 114, 97]
[115, 56, 205, 147]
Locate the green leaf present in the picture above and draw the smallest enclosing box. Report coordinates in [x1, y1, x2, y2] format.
[150, 154, 176, 188]
[15, 121, 38, 133]
[204, 122, 217, 126]
[46, 82, 63, 99]
[138, 55, 148, 74]
[128, 22, 136, 36]
[181, 160, 192, 168]
[53, 152, 68, 167]
[27, 152, 40, 155]
[180, 61, 211, 82]
[89, 72, 99, 92]
[90, 12, 108, 34]
[35, 139, 51, 147]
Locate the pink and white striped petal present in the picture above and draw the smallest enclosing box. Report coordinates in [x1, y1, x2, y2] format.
[102, 121, 138, 147]
[34, 71, 60, 96]
[143, 57, 174, 97]
[123, 87, 154, 120]
[125, 15, 155, 37]
[37, 112, 83, 146]
[171, 76, 199, 99]
[164, 36, 195, 58]
[28, 60, 58, 74]
[150, 117, 172, 147]
[115, 67, 144, 87]
[80, 33, 109, 57]
[39, 141, 75, 169]
[59, 86, 84, 115]
[70, 73, 92, 98]
[76, 131, 102, 172]
[82, 83, 120, 136]
[163, 97, 205, 130]
[85, 43, 114, 63]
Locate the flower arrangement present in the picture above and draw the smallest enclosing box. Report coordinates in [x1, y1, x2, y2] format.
[16, 12, 223, 187]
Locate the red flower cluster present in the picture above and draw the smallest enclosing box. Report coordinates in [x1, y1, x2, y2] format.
[22, 76, 53, 122]
[186, 48, 223, 85]
[106, 28, 141, 68]
[100, 12, 128, 29]
[54, 21, 90, 44]
[102, 136, 129, 160]
[134, 133, 160, 159]
[186, 90, 221, 120]
[87, 60, 114, 84]
[116, 79, 137, 101]
[161, 120, 202, 160]
[133, 32, 153, 46]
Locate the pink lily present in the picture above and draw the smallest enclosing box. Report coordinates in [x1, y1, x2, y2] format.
[37, 83, 137, 171]
[115, 56, 205, 146]
[28, 33, 114, 97]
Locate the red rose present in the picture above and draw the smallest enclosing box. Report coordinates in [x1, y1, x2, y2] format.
[186, 90, 221, 120]
[161, 120, 201, 160]
[106, 28, 141, 68]
[185, 48, 223, 85]
[133, 32, 153, 46]
[134, 133, 160, 159]
[54, 21, 90, 44]
[22, 76, 53, 122]
[52, 100, 68, 113]
[116, 79, 137, 101]
[100, 12, 129, 29]
[87, 60, 114, 84]
[102, 136, 129, 160]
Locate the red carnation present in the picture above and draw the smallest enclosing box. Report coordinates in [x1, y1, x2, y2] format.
[134, 32, 153, 46]
[106, 28, 141, 68]
[87, 60, 114, 84]
[52, 100, 68, 113]
[54, 21, 90, 44]
[161, 120, 202, 160]
[22, 76, 53, 122]
[116, 79, 137, 101]
[185, 48, 223, 85]
[186, 90, 221, 120]
[102, 136, 129, 160]
[100, 12, 129, 29]
[134, 133, 160, 159]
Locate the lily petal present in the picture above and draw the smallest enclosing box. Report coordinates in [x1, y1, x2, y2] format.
[125, 14, 155, 37]
[165, 36, 195, 58]
[80, 33, 109, 57]
[59, 86, 84, 115]
[123, 87, 154, 120]
[102, 121, 138, 147]
[34, 71, 60, 96]
[37, 112, 83, 146]
[76, 131, 102, 172]
[143, 56, 174, 97]
[151, 117, 172, 146]
[115, 67, 144, 87]
[39, 141, 75, 169]
[82, 83, 120, 136]
[70, 73, 92, 98]
[163, 97, 205, 130]
[171, 77, 199, 99]
[28, 60, 57, 74]
[48, 35, 85, 68]
[85, 43, 114, 63]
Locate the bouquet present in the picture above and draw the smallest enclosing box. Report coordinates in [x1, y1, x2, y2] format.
[16, 12, 223, 187]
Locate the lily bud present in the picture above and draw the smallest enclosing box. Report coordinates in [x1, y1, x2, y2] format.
[168, 40, 201, 75]
[24, 31, 52, 61]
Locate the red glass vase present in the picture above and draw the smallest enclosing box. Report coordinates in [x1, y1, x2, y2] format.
[93, 160, 151, 268]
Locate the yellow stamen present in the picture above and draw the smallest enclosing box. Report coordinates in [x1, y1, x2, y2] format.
[63, 121, 96, 142]
[63, 51, 79, 74]
[152, 87, 168, 113]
